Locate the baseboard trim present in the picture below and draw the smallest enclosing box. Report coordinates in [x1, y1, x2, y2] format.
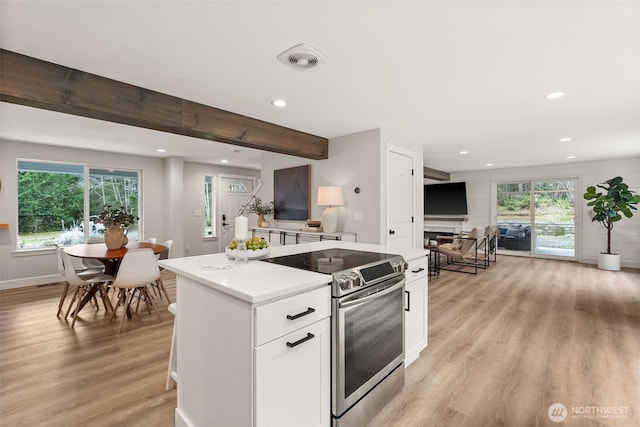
[0, 274, 63, 291]
[580, 257, 639, 270]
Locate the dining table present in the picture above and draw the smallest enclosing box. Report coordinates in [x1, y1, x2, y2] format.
[63, 241, 168, 314]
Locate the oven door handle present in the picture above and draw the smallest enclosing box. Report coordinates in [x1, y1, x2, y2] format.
[339, 278, 405, 308]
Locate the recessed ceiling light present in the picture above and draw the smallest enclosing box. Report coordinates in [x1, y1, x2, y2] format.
[221, 159, 229, 164]
[559, 137, 572, 142]
[566, 155, 576, 159]
[486, 163, 494, 167]
[459, 150, 469, 155]
[271, 99, 287, 107]
[156, 148, 166, 153]
[545, 91, 565, 99]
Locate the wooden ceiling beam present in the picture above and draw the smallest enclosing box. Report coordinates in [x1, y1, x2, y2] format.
[423, 166, 451, 181]
[0, 49, 328, 160]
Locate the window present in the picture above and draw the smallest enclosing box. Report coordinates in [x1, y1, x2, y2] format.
[17, 160, 140, 249]
[89, 168, 139, 242]
[204, 175, 216, 237]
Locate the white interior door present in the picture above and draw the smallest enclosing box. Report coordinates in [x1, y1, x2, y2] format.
[386, 146, 415, 250]
[220, 176, 255, 250]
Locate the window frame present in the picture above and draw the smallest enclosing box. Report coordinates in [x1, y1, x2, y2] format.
[15, 158, 141, 251]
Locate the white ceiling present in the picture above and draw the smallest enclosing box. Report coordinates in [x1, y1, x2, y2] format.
[1, 1, 639, 172]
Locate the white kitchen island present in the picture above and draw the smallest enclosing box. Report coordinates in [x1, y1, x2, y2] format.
[159, 241, 428, 427]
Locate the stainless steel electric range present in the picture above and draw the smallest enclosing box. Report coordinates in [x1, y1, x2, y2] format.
[262, 248, 408, 427]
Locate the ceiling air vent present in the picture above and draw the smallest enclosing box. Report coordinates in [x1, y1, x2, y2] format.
[277, 43, 327, 71]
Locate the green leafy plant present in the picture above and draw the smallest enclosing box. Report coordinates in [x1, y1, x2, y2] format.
[246, 197, 275, 216]
[583, 176, 640, 254]
[98, 205, 138, 228]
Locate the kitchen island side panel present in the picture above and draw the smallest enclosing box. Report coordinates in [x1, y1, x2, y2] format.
[176, 275, 253, 427]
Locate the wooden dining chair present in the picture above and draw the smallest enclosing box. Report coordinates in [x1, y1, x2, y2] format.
[59, 250, 115, 328]
[150, 239, 173, 303]
[109, 248, 162, 333]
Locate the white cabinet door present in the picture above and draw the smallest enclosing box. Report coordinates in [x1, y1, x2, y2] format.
[254, 230, 283, 246]
[404, 255, 428, 367]
[404, 278, 426, 366]
[255, 318, 331, 427]
[283, 232, 299, 245]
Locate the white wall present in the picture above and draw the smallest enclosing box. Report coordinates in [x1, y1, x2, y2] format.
[449, 157, 640, 268]
[0, 140, 166, 288]
[181, 161, 259, 257]
[259, 128, 383, 244]
[0, 140, 259, 288]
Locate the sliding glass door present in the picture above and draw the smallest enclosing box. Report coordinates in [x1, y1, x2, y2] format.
[533, 180, 576, 257]
[496, 179, 576, 259]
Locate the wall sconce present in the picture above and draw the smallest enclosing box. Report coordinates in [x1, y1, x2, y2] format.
[317, 186, 344, 233]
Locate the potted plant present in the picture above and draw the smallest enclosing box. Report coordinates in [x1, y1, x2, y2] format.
[583, 176, 640, 271]
[246, 197, 275, 227]
[99, 205, 138, 249]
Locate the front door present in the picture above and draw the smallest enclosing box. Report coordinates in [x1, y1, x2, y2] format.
[220, 176, 255, 250]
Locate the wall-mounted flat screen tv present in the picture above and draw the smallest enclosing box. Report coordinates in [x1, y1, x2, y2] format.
[424, 182, 468, 215]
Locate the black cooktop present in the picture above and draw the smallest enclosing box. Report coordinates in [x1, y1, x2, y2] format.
[261, 248, 399, 274]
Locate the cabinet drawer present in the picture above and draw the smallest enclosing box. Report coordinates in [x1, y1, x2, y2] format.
[255, 286, 331, 346]
[405, 256, 427, 283]
[254, 318, 330, 427]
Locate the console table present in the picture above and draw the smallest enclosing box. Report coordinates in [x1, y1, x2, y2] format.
[250, 227, 356, 247]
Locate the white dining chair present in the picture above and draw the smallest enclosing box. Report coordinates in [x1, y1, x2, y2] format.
[56, 247, 108, 317]
[109, 248, 162, 333]
[60, 250, 115, 328]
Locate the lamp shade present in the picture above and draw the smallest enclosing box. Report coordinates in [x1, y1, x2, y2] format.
[317, 186, 344, 207]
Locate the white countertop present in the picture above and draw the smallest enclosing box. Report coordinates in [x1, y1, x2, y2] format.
[159, 241, 428, 304]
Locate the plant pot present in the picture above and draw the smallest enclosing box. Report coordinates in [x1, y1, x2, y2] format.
[597, 252, 620, 271]
[105, 224, 128, 250]
[257, 214, 265, 227]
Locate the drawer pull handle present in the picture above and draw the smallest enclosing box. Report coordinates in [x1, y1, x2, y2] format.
[287, 333, 315, 348]
[286, 307, 316, 320]
[411, 267, 425, 273]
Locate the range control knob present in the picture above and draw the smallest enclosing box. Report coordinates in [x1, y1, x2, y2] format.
[392, 261, 408, 273]
[349, 272, 362, 288]
[339, 275, 352, 291]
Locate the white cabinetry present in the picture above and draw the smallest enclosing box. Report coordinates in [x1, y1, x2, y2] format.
[255, 318, 330, 426]
[255, 286, 331, 427]
[404, 254, 428, 367]
[176, 276, 331, 427]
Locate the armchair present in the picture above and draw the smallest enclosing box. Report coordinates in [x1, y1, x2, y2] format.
[438, 227, 487, 274]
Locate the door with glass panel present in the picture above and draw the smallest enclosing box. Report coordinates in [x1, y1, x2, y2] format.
[220, 176, 255, 250]
[496, 179, 576, 259]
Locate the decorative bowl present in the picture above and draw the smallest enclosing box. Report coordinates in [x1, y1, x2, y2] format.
[306, 220, 322, 227]
[225, 246, 270, 259]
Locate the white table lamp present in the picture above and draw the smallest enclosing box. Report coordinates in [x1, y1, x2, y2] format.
[317, 186, 344, 233]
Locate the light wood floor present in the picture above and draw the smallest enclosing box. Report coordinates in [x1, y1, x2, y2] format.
[1, 258, 638, 426]
[370, 256, 640, 427]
